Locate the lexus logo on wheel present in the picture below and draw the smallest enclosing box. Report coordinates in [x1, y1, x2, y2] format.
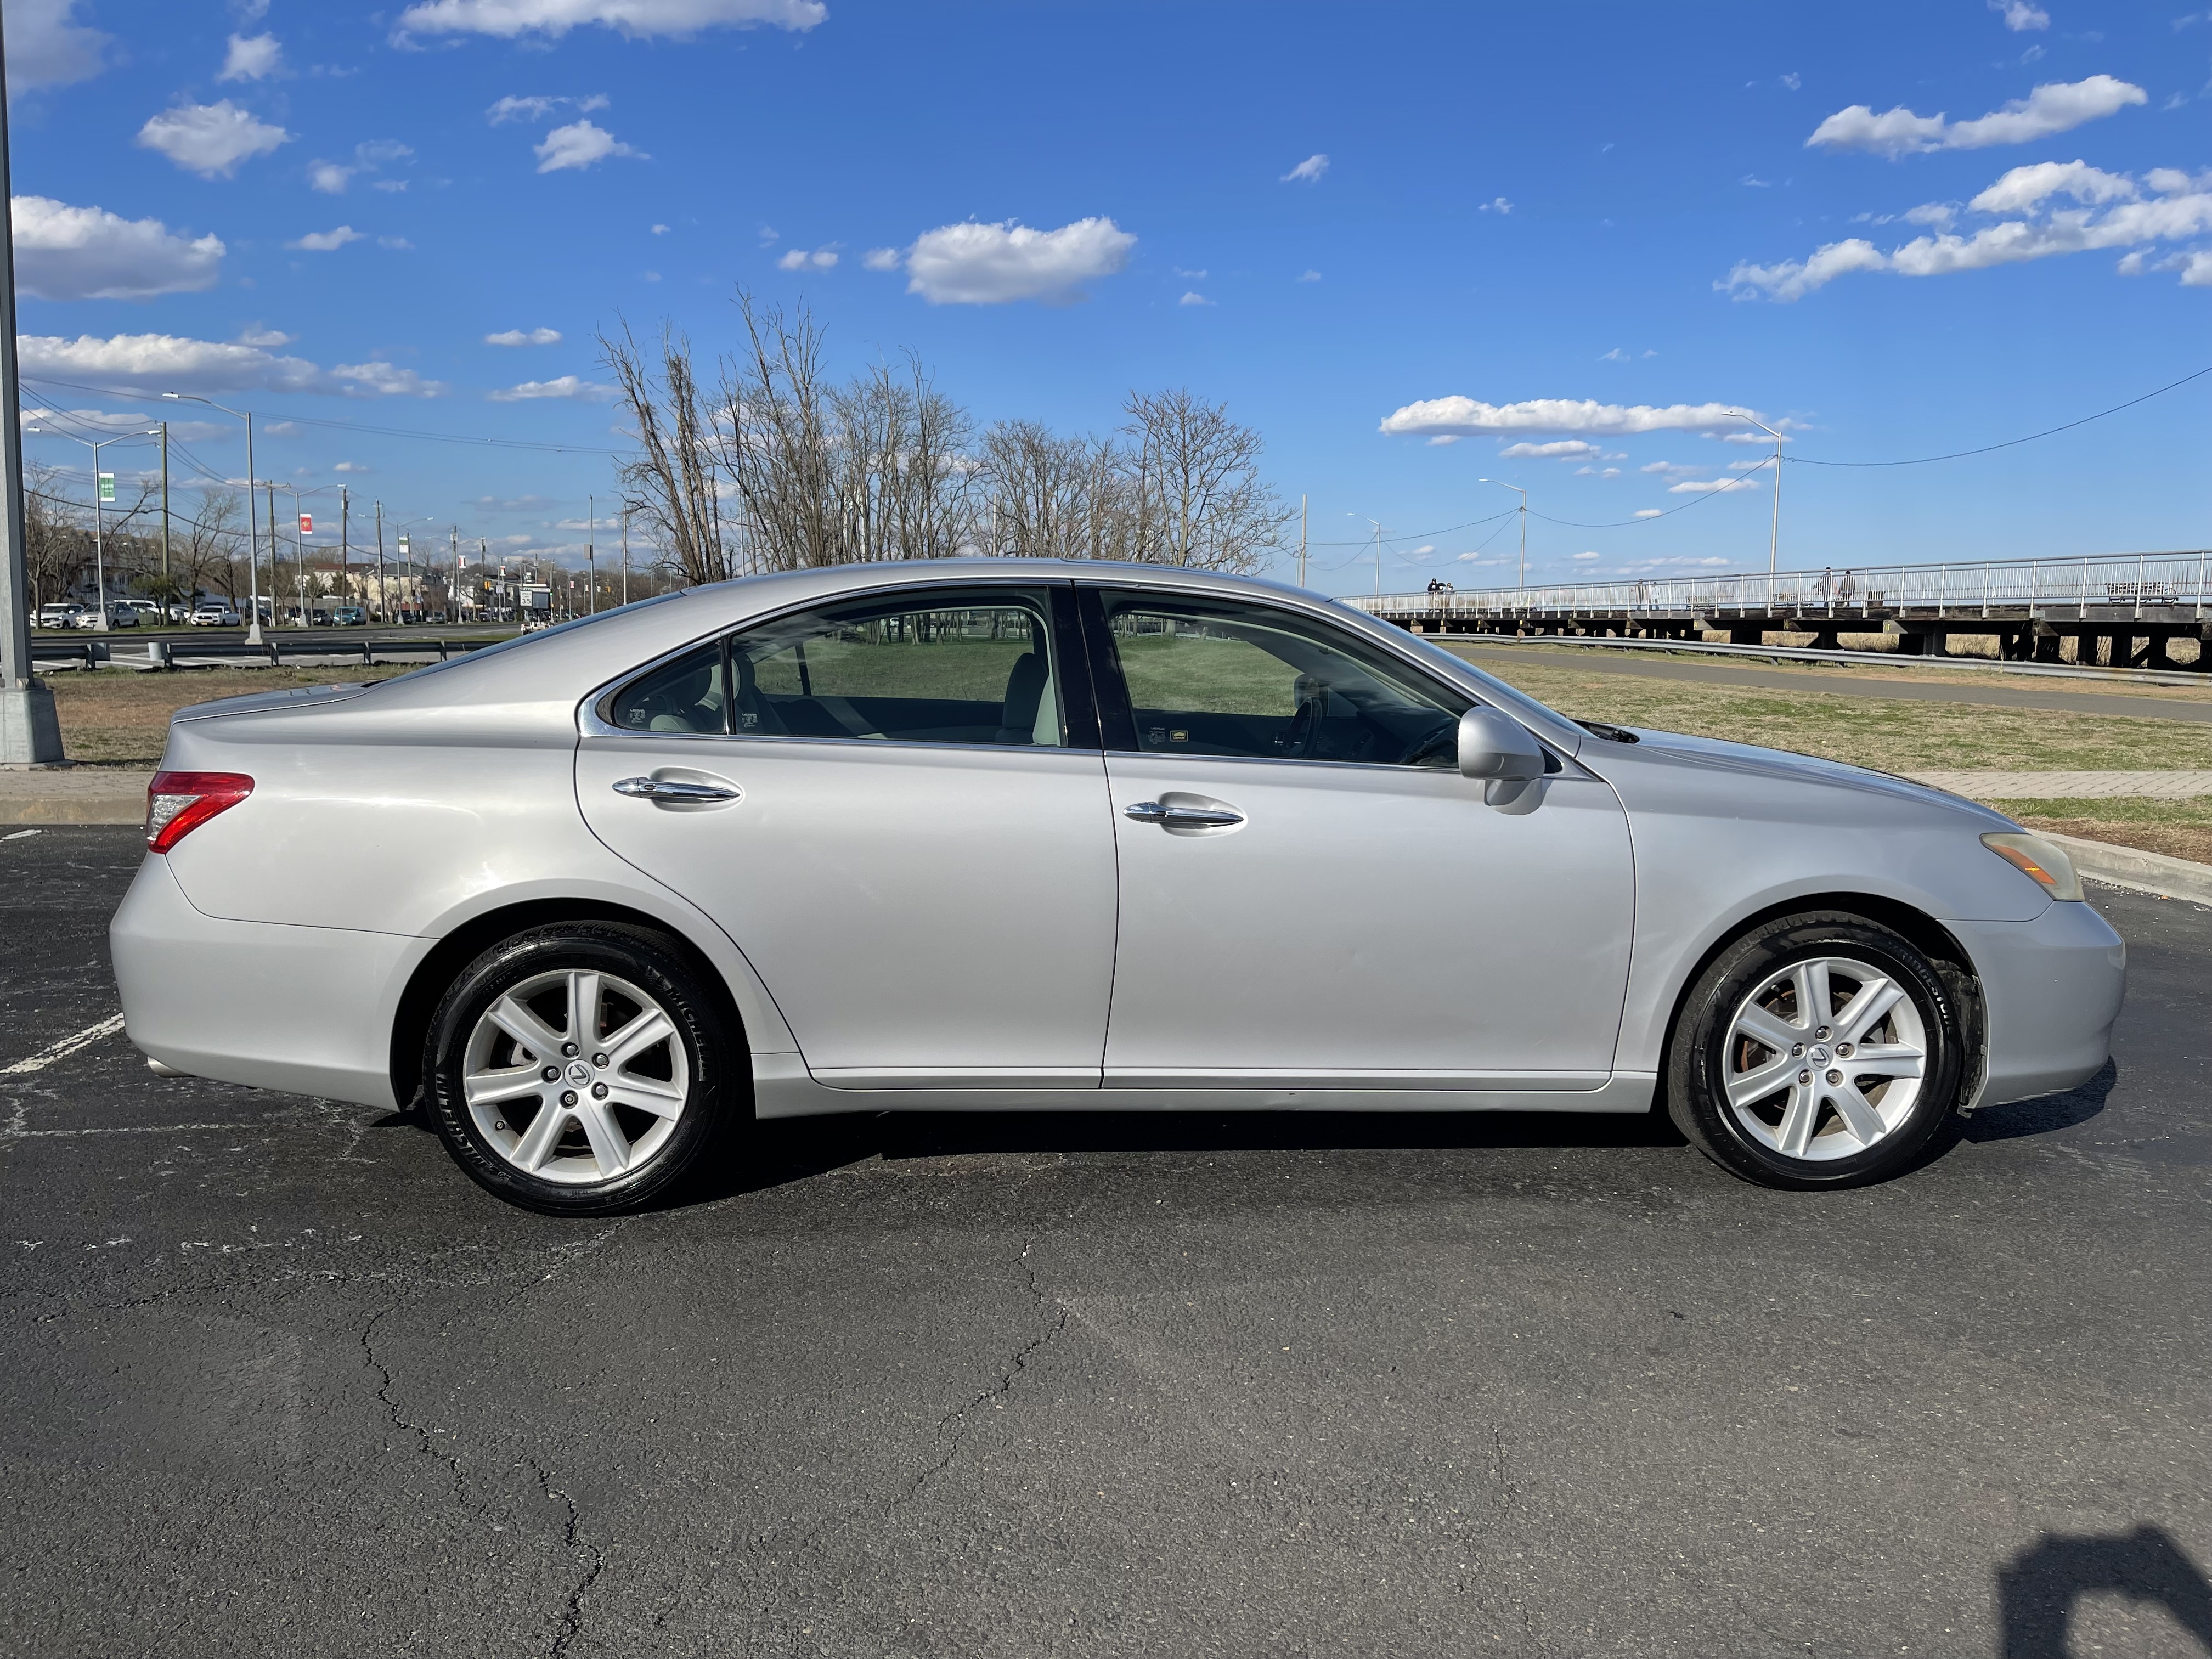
[566, 1061, 593, 1086]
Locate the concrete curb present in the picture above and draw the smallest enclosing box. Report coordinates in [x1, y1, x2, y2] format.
[2043, 831, 2212, 907]
[0, 769, 150, 827]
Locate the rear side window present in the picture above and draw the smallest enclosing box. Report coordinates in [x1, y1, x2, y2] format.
[606, 642, 727, 735]
[727, 588, 1066, 747]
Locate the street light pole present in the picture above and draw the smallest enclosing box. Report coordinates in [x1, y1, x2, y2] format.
[0, 21, 65, 762]
[29, 428, 144, 632]
[162, 394, 263, 644]
[1476, 478, 1530, 616]
[1725, 411, 1786, 609]
[587, 493, 597, 614]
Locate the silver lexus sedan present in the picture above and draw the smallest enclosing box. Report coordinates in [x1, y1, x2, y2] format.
[111, 561, 2125, 1214]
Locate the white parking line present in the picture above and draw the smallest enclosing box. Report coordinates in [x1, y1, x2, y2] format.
[1, 1014, 127, 1076]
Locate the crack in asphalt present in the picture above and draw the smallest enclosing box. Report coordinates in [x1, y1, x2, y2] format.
[893, 1237, 1070, 1511]
[359, 1302, 470, 1510]
[523, 1452, 606, 1659]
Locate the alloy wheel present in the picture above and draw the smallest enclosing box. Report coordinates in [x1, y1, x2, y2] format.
[1722, 955, 1928, 1162]
[459, 967, 691, 1185]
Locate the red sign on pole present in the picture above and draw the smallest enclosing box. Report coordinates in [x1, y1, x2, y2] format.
[299, 513, 313, 535]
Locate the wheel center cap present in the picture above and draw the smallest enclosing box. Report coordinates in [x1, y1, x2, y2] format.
[1808, 1045, 1832, 1066]
[565, 1060, 593, 1086]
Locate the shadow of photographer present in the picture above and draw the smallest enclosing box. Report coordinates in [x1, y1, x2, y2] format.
[1999, 1525, 2212, 1657]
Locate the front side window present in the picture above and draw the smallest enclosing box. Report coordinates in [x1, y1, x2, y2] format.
[728, 588, 1067, 748]
[1096, 590, 1467, 766]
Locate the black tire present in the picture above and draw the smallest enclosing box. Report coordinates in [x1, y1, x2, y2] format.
[1666, 911, 1967, 1190]
[424, 922, 742, 1216]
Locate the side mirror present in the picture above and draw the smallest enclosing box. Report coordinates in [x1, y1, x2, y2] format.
[1457, 706, 1545, 783]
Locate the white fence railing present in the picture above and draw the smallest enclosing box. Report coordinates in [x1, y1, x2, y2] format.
[1350, 550, 2212, 623]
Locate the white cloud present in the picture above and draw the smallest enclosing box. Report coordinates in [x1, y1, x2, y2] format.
[218, 32, 283, 81]
[1718, 428, 1785, 444]
[1725, 159, 2212, 298]
[1479, 196, 1513, 213]
[488, 375, 611, 402]
[1571, 551, 1600, 561]
[136, 100, 292, 179]
[10, 196, 224, 301]
[309, 161, 356, 194]
[1806, 76, 2145, 156]
[331, 362, 446, 397]
[1641, 461, 1706, 478]
[776, 246, 838, 269]
[286, 225, 364, 252]
[651, 222, 669, 234]
[486, 327, 563, 346]
[5, 0, 110, 92]
[487, 92, 610, 123]
[902, 216, 1136, 305]
[534, 120, 645, 172]
[1379, 398, 1761, 439]
[334, 461, 371, 473]
[1297, 269, 1322, 282]
[1990, 0, 2049, 29]
[16, 332, 445, 398]
[378, 236, 415, 250]
[1632, 509, 1663, 518]
[399, 0, 826, 40]
[1178, 290, 1212, 306]
[1669, 476, 1758, 493]
[1574, 465, 1622, 478]
[237, 325, 295, 347]
[861, 246, 901, 271]
[2180, 251, 2212, 286]
[1282, 153, 1329, 184]
[1901, 201, 1958, 229]
[1500, 438, 1604, 460]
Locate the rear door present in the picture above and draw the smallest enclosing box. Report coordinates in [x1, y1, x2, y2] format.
[577, 582, 1120, 1090]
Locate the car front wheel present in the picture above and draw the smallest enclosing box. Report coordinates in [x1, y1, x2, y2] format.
[424, 923, 740, 1215]
[1668, 912, 1967, 1189]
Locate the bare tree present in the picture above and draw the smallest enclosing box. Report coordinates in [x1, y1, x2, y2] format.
[1119, 388, 1292, 573]
[601, 318, 733, 586]
[977, 421, 1132, 560]
[21, 463, 84, 608]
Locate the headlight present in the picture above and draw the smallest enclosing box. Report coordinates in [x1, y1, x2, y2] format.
[1981, 831, 2083, 902]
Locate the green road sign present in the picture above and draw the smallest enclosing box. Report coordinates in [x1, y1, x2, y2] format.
[97, 472, 115, 504]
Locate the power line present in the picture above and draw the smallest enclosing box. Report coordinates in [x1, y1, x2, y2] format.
[1785, 362, 2212, 468]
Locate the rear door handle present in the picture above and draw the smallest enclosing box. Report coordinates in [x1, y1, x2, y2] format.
[1124, 800, 1244, 827]
[613, 776, 742, 803]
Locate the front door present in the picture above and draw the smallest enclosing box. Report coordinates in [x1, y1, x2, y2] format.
[1087, 586, 1634, 1091]
[578, 584, 1118, 1089]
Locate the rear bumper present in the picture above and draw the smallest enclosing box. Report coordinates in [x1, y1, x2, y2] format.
[1954, 900, 2127, 1108]
[110, 856, 427, 1109]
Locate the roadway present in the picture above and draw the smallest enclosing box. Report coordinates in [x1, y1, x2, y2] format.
[3, 827, 2208, 1657]
[1452, 642, 2212, 724]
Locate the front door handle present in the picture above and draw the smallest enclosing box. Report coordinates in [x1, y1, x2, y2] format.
[613, 775, 742, 803]
[1124, 800, 1245, 828]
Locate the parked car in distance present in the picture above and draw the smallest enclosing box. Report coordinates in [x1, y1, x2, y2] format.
[36, 602, 85, 629]
[111, 560, 2127, 1217]
[331, 606, 368, 627]
[98, 603, 139, 628]
[189, 603, 242, 627]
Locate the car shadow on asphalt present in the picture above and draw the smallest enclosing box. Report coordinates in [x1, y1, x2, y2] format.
[1997, 1523, 2212, 1657]
[688, 1107, 1693, 1204]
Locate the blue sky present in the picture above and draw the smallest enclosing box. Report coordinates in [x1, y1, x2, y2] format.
[3, 0, 2206, 595]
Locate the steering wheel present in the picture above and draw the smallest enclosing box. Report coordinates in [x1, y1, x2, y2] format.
[1401, 714, 1459, 768]
[1283, 693, 1322, 758]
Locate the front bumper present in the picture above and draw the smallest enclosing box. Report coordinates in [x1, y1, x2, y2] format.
[110, 856, 429, 1109]
[1953, 899, 2127, 1109]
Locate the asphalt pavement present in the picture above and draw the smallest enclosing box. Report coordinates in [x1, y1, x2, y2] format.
[4, 827, 2209, 1658]
[1452, 643, 2212, 724]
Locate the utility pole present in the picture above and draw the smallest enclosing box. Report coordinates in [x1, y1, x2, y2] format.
[157, 421, 171, 593]
[0, 20, 64, 763]
[374, 500, 386, 624]
[339, 486, 349, 606]
[1477, 478, 1530, 617]
[449, 527, 458, 622]
[620, 509, 630, 607]
[1297, 494, 1308, 588]
[1725, 412, 1786, 612]
[587, 493, 597, 614]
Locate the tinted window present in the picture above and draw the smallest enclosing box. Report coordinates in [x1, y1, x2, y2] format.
[1097, 591, 1466, 766]
[607, 642, 727, 735]
[729, 588, 1066, 748]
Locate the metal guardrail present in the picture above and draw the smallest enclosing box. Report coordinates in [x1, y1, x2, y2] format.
[1352, 549, 2212, 622]
[31, 636, 494, 670]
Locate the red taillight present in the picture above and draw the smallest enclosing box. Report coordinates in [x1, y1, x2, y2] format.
[145, 771, 253, 853]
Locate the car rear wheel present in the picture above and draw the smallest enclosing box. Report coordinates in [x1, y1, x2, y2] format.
[1667, 912, 1966, 1189]
[424, 923, 740, 1215]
